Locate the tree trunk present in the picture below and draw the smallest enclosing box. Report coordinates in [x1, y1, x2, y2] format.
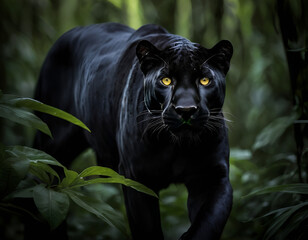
[277, 0, 308, 183]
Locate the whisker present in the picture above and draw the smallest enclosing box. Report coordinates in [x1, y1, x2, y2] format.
[208, 118, 227, 127]
[155, 124, 168, 138]
[137, 115, 161, 125]
[209, 109, 235, 123]
[141, 117, 167, 139]
[209, 115, 232, 123]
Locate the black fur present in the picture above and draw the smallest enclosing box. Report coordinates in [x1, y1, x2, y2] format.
[34, 23, 233, 240]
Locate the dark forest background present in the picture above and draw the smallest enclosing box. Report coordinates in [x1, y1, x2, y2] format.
[0, 0, 307, 239]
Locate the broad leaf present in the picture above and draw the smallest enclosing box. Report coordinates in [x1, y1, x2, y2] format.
[0, 104, 52, 137]
[33, 184, 69, 230]
[60, 166, 158, 198]
[79, 166, 158, 198]
[29, 164, 51, 185]
[58, 169, 81, 188]
[5, 146, 64, 185]
[66, 177, 131, 188]
[123, 178, 158, 198]
[69, 177, 158, 198]
[7, 96, 91, 133]
[6, 146, 64, 168]
[30, 161, 60, 185]
[0, 145, 30, 198]
[63, 189, 128, 237]
[79, 166, 122, 178]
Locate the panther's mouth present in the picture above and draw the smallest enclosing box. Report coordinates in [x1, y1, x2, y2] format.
[167, 123, 202, 141]
[180, 118, 192, 126]
[168, 118, 199, 133]
[161, 109, 209, 137]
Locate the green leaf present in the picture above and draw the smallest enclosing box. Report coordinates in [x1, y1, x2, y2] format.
[79, 166, 158, 198]
[6, 146, 64, 168]
[122, 178, 158, 198]
[29, 164, 51, 185]
[63, 189, 128, 237]
[61, 166, 158, 198]
[7, 96, 91, 133]
[262, 202, 308, 240]
[253, 114, 297, 150]
[4, 146, 64, 185]
[69, 148, 97, 172]
[79, 166, 124, 178]
[80, 166, 157, 198]
[0, 104, 52, 137]
[65, 177, 129, 188]
[33, 184, 69, 230]
[0, 145, 30, 198]
[2, 146, 68, 199]
[243, 183, 308, 198]
[70, 177, 158, 198]
[0, 93, 90, 136]
[29, 162, 60, 184]
[58, 169, 81, 188]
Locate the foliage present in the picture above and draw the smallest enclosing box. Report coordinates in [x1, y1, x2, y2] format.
[244, 184, 308, 240]
[0, 92, 156, 239]
[0, 0, 307, 240]
[0, 91, 90, 137]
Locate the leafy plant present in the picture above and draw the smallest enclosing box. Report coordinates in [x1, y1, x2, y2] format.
[0, 91, 157, 238]
[244, 184, 308, 240]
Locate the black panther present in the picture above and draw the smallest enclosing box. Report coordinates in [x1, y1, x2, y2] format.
[33, 23, 233, 240]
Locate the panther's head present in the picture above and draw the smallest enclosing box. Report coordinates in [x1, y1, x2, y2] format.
[136, 37, 233, 140]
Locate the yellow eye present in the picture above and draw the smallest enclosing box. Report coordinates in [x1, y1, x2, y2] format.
[161, 77, 172, 86]
[200, 77, 210, 86]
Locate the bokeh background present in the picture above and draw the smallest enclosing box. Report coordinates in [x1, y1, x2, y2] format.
[0, 0, 307, 239]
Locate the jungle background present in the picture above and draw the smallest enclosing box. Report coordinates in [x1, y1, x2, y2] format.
[0, 0, 307, 239]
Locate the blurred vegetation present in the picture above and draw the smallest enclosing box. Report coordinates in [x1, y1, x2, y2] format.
[0, 0, 307, 240]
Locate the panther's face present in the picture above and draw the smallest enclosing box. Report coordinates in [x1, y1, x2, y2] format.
[136, 38, 233, 139]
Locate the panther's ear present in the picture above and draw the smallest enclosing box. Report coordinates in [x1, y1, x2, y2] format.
[207, 40, 233, 75]
[136, 40, 159, 60]
[136, 40, 163, 74]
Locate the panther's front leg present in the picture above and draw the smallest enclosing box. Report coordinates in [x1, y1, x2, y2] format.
[181, 164, 232, 240]
[122, 186, 164, 240]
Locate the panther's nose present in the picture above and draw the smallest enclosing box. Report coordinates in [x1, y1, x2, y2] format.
[175, 105, 198, 121]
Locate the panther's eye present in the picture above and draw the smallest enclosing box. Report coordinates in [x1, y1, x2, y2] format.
[161, 77, 172, 86]
[200, 77, 211, 86]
